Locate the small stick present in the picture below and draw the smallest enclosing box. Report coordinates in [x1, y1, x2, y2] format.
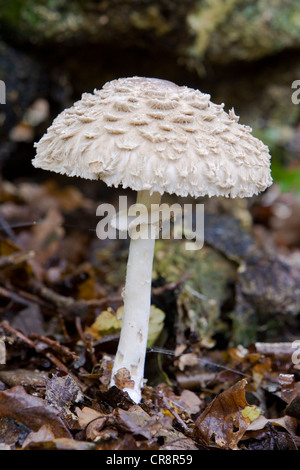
[75, 317, 97, 366]
[0, 250, 35, 268]
[151, 273, 190, 295]
[0, 286, 31, 307]
[0, 212, 18, 243]
[30, 281, 75, 308]
[0, 320, 36, 349]
[30, 333, 78, 361]
[161, 395, 191, 434]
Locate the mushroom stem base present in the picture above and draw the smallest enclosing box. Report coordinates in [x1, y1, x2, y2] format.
[110, 190, 161, 403]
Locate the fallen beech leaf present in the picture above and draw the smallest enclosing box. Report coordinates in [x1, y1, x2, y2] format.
[246, 414, 298, 435]
[179, 389, 203, 415]
[115, 405, 172, 440]
[243, 422, 299, 450]
[22, 424, 55, 448]
[160, 430, 199, 450]
[286, 394, 300, 419]
[87, 305, 165, 347]
[24, 437, 95, 450]
[194, 379, 249, 449]
[0, 385, 72, 438]
[114, 406, 153, 439]
[241, 405, 261, 422]
[0, 368, 48, 388]
[86, 417, 108, 441]
[76, 406, 104, 428]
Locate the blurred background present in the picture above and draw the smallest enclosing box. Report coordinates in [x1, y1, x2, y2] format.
[0, 0, 299, 189]
[0, 0, 300, 348]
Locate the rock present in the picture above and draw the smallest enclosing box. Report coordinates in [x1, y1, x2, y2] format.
[0, 0, 194, 50]
[1, 1, 300, 66]
[188, 0, 300, 64]
[153, 212, 300, 346]
[153, 233, 237, 347]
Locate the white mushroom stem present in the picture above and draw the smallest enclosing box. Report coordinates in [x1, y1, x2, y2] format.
[110, 190, 161, 403]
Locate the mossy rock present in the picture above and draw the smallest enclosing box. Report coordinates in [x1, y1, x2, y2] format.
[1, 0, 300, 66]
[153, 239, 236, 346]
[188, 0, 300, 64]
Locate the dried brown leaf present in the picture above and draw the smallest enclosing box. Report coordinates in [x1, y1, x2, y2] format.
[114, 406, 153, 439]
[160, 433, 199, 451]
[75, 406, 104, 428]
[194, 378, 249, 449]
[85, 417, 108, 441]
[0, 368, 48, 388]
[22, 424, 55, 448]
[246, 414, 298, 435]
[115, 405, 172, 440]
[243, 422, 299, 450]
[0, 385, 72, 438]
[286, 394, 300, 420]
[178, 389, 203, 416]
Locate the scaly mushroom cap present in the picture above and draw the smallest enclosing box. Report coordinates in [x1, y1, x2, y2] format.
[33, 76, 272, 198]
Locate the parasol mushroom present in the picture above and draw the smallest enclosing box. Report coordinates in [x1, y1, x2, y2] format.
[32, 76, 272, 403]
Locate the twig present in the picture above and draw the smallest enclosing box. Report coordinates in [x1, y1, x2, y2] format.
[0, 286, 32, 307]
[45, 351, 70, 374]
[0, 250, 35, 268]
[30, 333, 79, 361]
[30, 280, 123, 310]
[161, 395, 191, 434]
[75, 317, 97, 366]
[0, 212, 18, 243]
[0, 320, 36, 349]
[30, 281, 75, 308]
[151, 273, 190, 295]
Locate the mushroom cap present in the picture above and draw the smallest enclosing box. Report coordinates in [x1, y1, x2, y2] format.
[32, 76, 272, 198]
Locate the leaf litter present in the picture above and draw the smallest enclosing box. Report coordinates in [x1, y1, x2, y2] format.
[0, 178, 300, 450]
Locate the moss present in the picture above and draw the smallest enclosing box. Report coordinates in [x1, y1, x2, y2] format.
[130, 5, 172, 36]
[153, 240, 236, 345]
[2, 0, 300, 65]
[188, 0, 300, 64]
[187, 0, 238, 59]
[0, 0, 194, 46]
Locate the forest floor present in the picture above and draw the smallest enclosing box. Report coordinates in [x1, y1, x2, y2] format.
[0, 176, 300, 451]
